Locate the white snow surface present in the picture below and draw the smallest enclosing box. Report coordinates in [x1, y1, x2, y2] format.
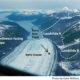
[17, 10, 55, 16]
[62, 7, 79, 13]
[1, 38, 57, 76]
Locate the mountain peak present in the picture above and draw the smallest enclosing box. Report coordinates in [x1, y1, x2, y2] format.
[62, 7, 72, 12]
[73, 9, 79, 13]
[62, 7, 79, 13]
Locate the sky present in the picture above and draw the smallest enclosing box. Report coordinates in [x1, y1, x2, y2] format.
[0, 0, 80, 10]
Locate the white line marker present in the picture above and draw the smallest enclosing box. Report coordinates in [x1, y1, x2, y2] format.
[42, 19, 61, 32]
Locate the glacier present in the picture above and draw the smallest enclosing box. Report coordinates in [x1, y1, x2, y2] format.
[1, 38, 57, 76]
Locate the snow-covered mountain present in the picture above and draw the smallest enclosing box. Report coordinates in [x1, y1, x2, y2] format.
[14, 9, 55, 16]
[13, 7, 80, 15]
[62, 7, 79, 13]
